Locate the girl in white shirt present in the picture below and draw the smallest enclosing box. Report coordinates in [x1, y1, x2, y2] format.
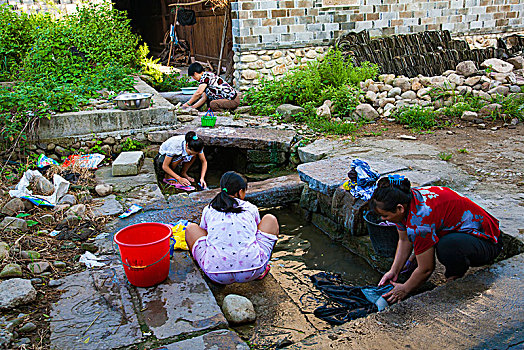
[154, 131, 208, 189]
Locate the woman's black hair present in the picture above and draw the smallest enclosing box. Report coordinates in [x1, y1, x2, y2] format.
[210, 171, 247, 213]
[185, 131, 204, 153]
[369, 176, 412, 213]
[188, 62, 204, 77]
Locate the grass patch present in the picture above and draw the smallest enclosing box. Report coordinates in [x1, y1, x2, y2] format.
[391, 105, 439, 131]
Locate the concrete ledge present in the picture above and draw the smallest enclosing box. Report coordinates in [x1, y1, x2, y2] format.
[37, 78, 175, 140]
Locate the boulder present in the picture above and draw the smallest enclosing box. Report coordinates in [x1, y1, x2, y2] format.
[411, 81, 423, 91]
[0, 242, 8, 261]
[276, 104, 305, 122]
[464, 76, 481, 86]
[456, 61, 478, 77]
[447, 73, 464, 86]
[0, 217, 28, 232]
[1, 198, 25, 216]
[0, 263, 22, 278]
[57, 194, 77, 206]
[488, 85, 510, 96]
[221, 294, 256, 325]
[95, 184, 113, 197]
[481, 58, 514, 73]
[316, 100, 332, 118]
[461, 111, 479, 121]
[33, 176, 54, 196]
[354, 104, 379, 121]
[479, 103, 502, 116]
[39, 214, 55, 226]
[18, 322, 37, 334]
[65, 204, 86, 218]
[365, 90, 377, 102]
[0, 279, 37, 309]
[27, 262, 50, 275]
[393, 77, 411, 92]
[507, 56, 524, 70]
[387, 87, 402, 97]
[400, 91, 417, 100]
[21, 251, 40, 260]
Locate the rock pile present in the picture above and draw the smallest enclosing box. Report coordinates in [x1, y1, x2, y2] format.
[355, 57, 524, 123]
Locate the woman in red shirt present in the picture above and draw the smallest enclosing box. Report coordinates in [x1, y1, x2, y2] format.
[370, 175, 501, 304]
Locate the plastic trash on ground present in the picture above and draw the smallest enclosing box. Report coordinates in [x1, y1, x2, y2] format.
[9, 170, 70, 207]
[61, 153, 105, 169]
[37, 154, 59, 168]
[118, 204, 142, 219]
[79, 251, 106, 268]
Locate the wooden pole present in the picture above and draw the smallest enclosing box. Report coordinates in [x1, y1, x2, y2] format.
[217, 6, 228, 76]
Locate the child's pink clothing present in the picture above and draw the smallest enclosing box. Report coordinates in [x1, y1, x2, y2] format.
[193, 199, 277, 281]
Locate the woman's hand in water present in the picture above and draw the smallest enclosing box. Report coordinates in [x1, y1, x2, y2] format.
[382, 282, 408, 304]
[378, 270, 398, 286]
[199, 178, 207, 189]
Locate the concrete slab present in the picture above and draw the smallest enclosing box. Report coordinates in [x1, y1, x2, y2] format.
[297, 156, 408, 196]
[49, 266, 143, 350]
[112, 151, 144, 176]
[136, 252, 228, 340]
[91, 195, 124, 217]
[298, 139, 345, 163]
[189, 174, 304, 208]
[37, 78, 175, 140]
[96, 158, 157, 193]
[124, 183, 167, 209]
[154, 330, 249, 350]
[289, 253, 524, 349]
[173, 126, 296, 152]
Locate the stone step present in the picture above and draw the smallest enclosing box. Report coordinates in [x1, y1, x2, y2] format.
[112, 151, 144, 176]
[189, 174, 304, 208]
[158, 330, 249, 349]
[172, 126, 296, 152]
[50, 252, 230, 349]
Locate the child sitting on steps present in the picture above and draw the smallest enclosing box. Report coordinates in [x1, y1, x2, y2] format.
[185, 171, 279, 284]
[153, 131, 208, 190]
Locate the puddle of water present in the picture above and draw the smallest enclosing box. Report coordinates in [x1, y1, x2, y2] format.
[265, 206, 381, 285]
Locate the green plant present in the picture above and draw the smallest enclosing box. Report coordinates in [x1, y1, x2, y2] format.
[391, 105, 439, 131]
[493, 93, 524, 121]
[457, 148, 469, 153]
[89, 139, 104, 154]
[321, 85, 361, 117]
[151, 71, 198, 92]
[438, 152, 453, 161]
[138, 43, 163, 83]
[121, 138, 144, 152]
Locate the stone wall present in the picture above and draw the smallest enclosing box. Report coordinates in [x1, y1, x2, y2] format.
[1, 0, 100, 14]
[231, 0, 524, 53]
[233, 46, 329, 91]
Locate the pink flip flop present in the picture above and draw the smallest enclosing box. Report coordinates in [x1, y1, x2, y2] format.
[162, 178, 195, 191]
[256, 265, 271, 280]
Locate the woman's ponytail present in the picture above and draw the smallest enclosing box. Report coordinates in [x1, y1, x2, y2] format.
[370, 175, 412, 212]
[210, 171, 247, 213]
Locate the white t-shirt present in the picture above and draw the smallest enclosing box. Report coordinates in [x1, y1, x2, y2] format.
[159, 135, 201, 162]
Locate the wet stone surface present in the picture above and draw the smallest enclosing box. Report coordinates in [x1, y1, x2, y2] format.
[137, 252, 228, 340]
[95, 159, 158, 193]
[157, 329, 249, 350]
[49, 265, 143, 350]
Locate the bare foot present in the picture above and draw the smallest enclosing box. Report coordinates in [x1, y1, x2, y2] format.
[181, 174, 195, 182]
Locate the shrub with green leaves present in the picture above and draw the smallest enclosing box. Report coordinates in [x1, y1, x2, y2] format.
[151, 72, 199, 92]
[0, 1, 140, 150]
[391, 105, 439, 131]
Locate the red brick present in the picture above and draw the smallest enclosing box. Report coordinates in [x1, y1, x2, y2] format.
[297, 0, 313, 7]
[262, 18, 277, 26]
[495, 18, 509, 26]
[450, 15, 463, 23]
[281, 1, 295, 8]
[279, 17, 295, 25]
[399, 11, 412, 18]
[308, 8, 319, 16]
[486, 5, 497, 13]
[493, 12, 504, 19]
[391, 19, 403, 26]
[271, 9, 287, 17]
[242, 2, 256, 10]
[366, 13, 379, 20]
[375, 5, 390, 12]
[289, 9, 305, 16]
[252, 10, 268, 18]
[505, 11, 517, 18]
[498, 5, 510, 11]
[480, 0, 491, 6]
[426, 24, 441, 31]
[350, 13, 364, 21]
[239, 11, 249, 19]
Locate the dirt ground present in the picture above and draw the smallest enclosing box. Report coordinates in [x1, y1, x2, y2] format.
[0, 118, 522, 349]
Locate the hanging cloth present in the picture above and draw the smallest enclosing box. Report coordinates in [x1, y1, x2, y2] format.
[311, 272, 393, 325]
[177, 8, 197, 26]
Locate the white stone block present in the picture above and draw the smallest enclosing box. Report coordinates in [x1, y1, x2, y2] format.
[112, 152, 144, 177]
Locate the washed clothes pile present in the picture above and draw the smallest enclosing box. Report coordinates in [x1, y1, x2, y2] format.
[311, 272, 392, 325]
[348, 159, 380, 201]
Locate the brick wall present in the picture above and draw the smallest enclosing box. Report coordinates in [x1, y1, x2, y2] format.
[231, 0, 524, 52]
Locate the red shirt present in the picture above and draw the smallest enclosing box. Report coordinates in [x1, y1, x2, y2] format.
[396, 187, 500, 255]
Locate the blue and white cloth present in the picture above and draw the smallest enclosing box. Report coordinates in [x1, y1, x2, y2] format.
[349, 159, 380, 201]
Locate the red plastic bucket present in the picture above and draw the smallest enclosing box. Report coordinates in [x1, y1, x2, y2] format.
[113, 223, 172, 287]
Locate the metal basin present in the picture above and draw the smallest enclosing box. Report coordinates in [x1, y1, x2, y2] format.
[114, 93, 153, 110]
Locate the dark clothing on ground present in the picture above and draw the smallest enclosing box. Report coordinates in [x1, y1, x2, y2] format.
[311, 272, 393, 325]
[436, 232, 501, 278]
